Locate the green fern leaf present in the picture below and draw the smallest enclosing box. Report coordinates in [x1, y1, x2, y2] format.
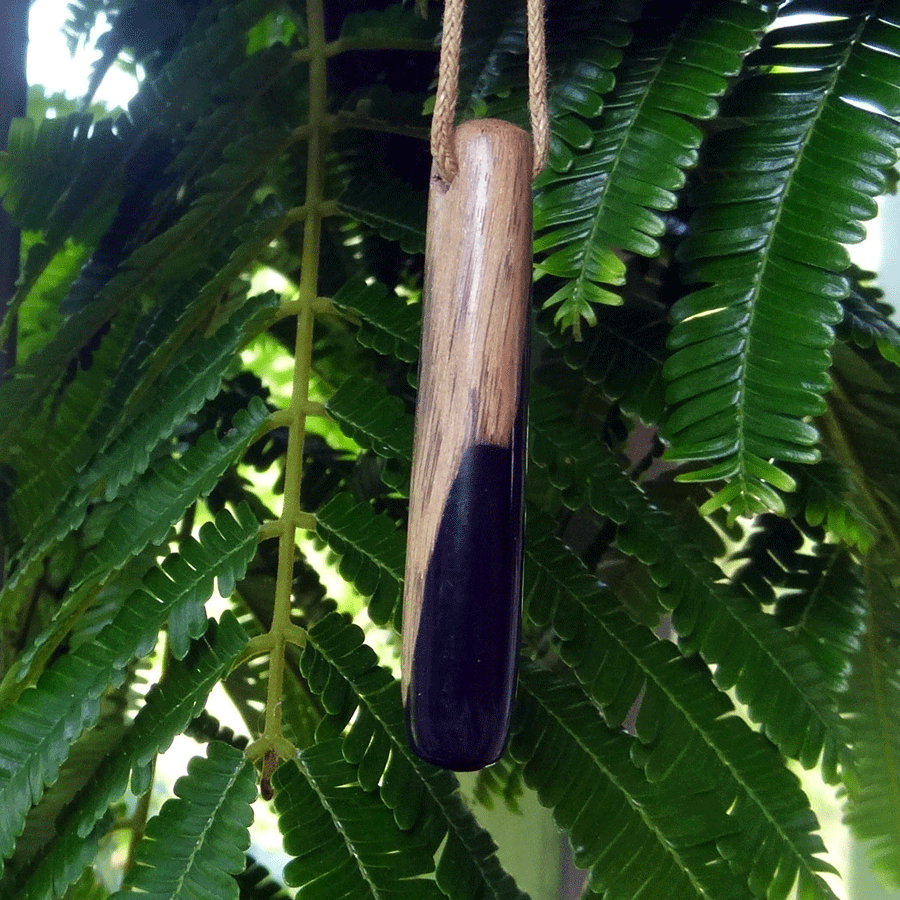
[0, 14, 300, 450]
[0, 113, 123, 242]
[0, 112, 124, 345]
[453, 0, 528, 115]
[664, 5, 900, 516]
[0, 507, 258, 872]
[0, 652, 122, 868]
[72, 397, 267, 590]
[732, 517, 868, 695]
[17, 614, 248, 900]
[315, 493, 406, 626]
[338, 168, 427, 255]
[158, 23, 298, 174]
[825, 342, 900, 547]
[787, 457, 877, 551]
[12, 502, 259, 694]
[301, 614, 529, 900]
[325, 377, 413, 496]
[0, 298, 129, 456]
[331, 277, 421, 365]
[526, 529, 839, 900]
[233, 855, 292, 900]
[536, 296, 668, 425]
[512, 666, 754, 900]
[6, 293, 276, 592]
[76, 614, 248, 838]
[472, 754, 524, 815]
[1, 302, 142, 558]
[111, 741, 256, 900]
[838, 266, 900, 366]
[4, 713, 124, 887]
[842, 562, 900, 889]
[542, 6, 630, 168]
[18, 816, 112, 900]
[529, 394, 846, 777]
[15, 230, 90, 363]
[462, 0, 631, 163]
[274, 740, 444, 900]
[535, 0, 773, 336]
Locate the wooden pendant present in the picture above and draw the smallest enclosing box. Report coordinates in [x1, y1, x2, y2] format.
[402, 119, 533, 770]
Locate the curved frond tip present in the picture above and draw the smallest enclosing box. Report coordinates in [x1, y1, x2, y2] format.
[535, 0, 774, 338]
[663, 4, 900, 517]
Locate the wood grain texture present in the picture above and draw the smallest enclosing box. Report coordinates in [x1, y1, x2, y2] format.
[402, 119, 533, 769]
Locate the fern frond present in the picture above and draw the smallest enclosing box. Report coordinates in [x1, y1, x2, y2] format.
[663, 4, 900, 516]
[20, 816, 112, 900]
[732, 517, 867, 694]
[17, 614, 248, 900]
[72, 398, 268, 591]
[7, 712, 126, 886]
[233, 855, 292, 900]
[788, 457, 877, 551]
[472, 754, 524, 815]
[315, 492, 406, 626]
[545, 2, 628, 114]
[535, 0, 773, 336]
[525, 529, 838, 900]
[0, 507, 258, 871]
[823, 341, 900, 556]
[0, 3, 300, 452]
[325, 377, 413, 496]
[111, 741, 256, 900]
[453, 0, 528, 116]
[6, 293, 277, 591]
[331, 277, 421, 365]
[337, 166, 428, 255]
[274, 740, 445, 900]
[842, 563, 900, 889]
[529, 393, 846, 777]
[512, 666, 760, 900]
[0, 113, 122, 241]
[536, 293, 668, 424]
[301, 613, 529, 900]
[0, 114, 125, 343]
[154, 2, 297, 157]
[475, 0, 633, 169]
[1, 302, 141, 559]
[15, 500, 257, 687]
[838, 265, 900, 365]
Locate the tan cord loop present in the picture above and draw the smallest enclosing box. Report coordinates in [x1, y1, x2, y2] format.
[430, 0, 464, 181]
[431, 0, 549, 182]
[527, 0, 549, 178]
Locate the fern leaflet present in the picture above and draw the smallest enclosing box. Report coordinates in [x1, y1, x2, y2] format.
[110, 741, 256, 900]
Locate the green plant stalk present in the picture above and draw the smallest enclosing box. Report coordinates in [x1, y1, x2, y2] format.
[122, 739, 157, 874]
[860, 587, 900, 847]
[248, 0, 328, 764]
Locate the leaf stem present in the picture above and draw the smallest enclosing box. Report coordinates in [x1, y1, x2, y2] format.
[252, 0, 329, 764]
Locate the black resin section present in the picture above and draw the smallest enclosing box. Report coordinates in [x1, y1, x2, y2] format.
[405, 435, 525, 770]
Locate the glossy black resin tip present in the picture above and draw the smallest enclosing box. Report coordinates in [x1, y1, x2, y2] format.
[405, 442, 524, 770]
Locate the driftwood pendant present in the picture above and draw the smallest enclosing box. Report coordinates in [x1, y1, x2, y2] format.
[402, 119, 533, 770]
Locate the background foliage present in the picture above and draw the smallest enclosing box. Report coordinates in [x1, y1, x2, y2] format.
[2, 0, 900, 897]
